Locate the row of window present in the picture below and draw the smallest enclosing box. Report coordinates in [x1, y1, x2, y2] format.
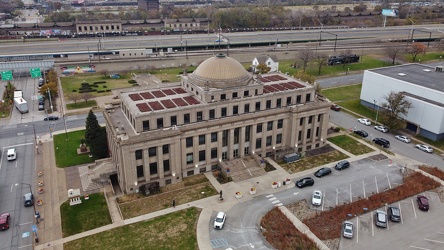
[136, 159, 170, 178]
[77, 25, 120, 32]
[135, 144, 169, 160]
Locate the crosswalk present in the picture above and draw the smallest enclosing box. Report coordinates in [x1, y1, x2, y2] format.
[210, 238, 228, 248]
[266, 194, 283, 207]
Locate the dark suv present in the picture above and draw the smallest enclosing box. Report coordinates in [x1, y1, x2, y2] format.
[373, 138, 390, 148]
[354, 130, 368, 138]
[295, 177, 315, 188]
[23, 193, 34, 207]
[387, 206, 401, 222]
[335, 160, 350, 170]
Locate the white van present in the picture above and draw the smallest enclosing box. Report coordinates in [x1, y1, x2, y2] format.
[7, 148, 16, 161]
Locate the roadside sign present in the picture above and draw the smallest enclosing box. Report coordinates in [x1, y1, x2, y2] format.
[32, 225, 37, 232]
[1, 70, 13, 81]
[30, 68, 41, 78]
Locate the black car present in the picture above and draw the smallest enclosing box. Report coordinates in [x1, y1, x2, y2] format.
[335, 160, 350, 170]
[373, 138, 390, 148]
[354, 130, 368, 138]
[314, 167, 332, 178]
[295, 177, 315, 188]
[44, 116, 59, 121]
[387, 206, 401, 222]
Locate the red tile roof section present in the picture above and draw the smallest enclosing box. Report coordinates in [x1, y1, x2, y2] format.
[140, 92, 155, 99]
[173, 88, 187, 94]
[136, 103, 151, 112]
[148, 101, 164, 110]
[162, 89, 176, 95]
[172, 98, 188, 107]
[161, 99, 176, 109]
[183, 96, 200, 105]
[151, 90, 166, 98]
[129, 93, 143, 101]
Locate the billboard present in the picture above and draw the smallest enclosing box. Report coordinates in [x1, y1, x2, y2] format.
[382, 9, 399, 17]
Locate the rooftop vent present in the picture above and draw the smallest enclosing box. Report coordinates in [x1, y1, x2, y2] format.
[435, 66, 444, 72]
[423, 69, 431, 72]
[397, 73, 406, 76]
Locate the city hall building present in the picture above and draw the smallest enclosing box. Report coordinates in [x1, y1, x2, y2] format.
[103, 54, 330, 194]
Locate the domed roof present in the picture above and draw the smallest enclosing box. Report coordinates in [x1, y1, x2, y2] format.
[188, 54, 252, 89]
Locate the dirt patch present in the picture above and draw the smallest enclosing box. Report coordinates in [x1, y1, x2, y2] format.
[368, 154, 388, 161]
[418, 165, 444, 180]
[305, 144, 336, 157]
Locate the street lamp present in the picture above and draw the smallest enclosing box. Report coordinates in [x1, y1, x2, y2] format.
[373, 100, 379, 124]
[15, 183, 38, 222]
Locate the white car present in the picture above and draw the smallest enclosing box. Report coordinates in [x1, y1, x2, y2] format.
[374, 125, 389, 133]
[416, 144, 433, 153]
[357, 118, 371, 126]
[395, 135, 411, 143]
[343, 221, 354, 239]
[312, 190, 322, 206]
[213, 212, 226, 229]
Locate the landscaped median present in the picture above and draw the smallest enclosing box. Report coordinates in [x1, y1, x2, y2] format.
[328, 134, 374, 155]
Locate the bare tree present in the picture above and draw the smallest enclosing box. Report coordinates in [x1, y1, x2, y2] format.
[385, 46, 404, 65]
[406, 43, 426, 62]
[380, 91, 413, 130]
[99, 69, 109, 78]
[313, 52, 328, 75]
[297, 49, 314, 72]
[67, 92, 81, 105]
[81, 92, 94, 103]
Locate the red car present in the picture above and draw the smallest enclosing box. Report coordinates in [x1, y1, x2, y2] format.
[0, 213, 10, 230]
[330, 104, 341, 111]
[417, 195, 429, 211]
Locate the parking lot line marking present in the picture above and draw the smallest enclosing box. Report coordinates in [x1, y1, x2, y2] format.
[412, 199, 417, 219]
[362, 180, 366, 198]
[424, 238, 444, 244]
[271, 200, 280, 204]
[371, 212, 374, 236]
[321, 192, 325, 211]
[18, 245, 33, 249]
[269, 197, 277, 201]
[356, 217, 359, 243]
[349, 184, 352, 203]
[437, 232, 444, 235]
[398, 202, 403, 224]
[375, 176, 379, 193]
[266, 194, 274, 198]
[386, 173, 391, 189]
[409, 246, 431, 250]
[336, 188, 338, 206]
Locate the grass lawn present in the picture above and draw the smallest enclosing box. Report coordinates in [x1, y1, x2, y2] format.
[281, 150, 349, 174]
[336, 99, 376, 120]
[321, 84, 362, 102]
[53, 130, 97, 167]
[118, 174, 217, 219]
[150, 66, 197, 83]
[328, 134, 374, 155]
[61, 193, 112, 237]
[403, 52, 444, 63]
[64, 207, 200, 250]
[66, 100, 98, 110]
[61, 73, 134, 97]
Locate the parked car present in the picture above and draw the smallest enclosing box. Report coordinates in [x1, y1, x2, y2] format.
[335, 160, 350, 170]
[415, 144, 433, 153]
[312, 190, 322, 206]
[417, 195, 429, 211]
[395, 135, 411, 143]
[295, 177, 315, 188]
[374, 125, 389, 133]
[387, 206, 401, 222]
[357, 118, 371, 125]
[342, 221, 354, 239]
[314, 167, 332, 178]
[38, 103, 45, 111]
[374, 210, 387, 228]
[23, 193, 34, 207]
[213, 212, 226, 229]
[0, 213, 10, 230]
[373, 138, 390, 148]
[44, 116, 59, 121]
[354, 130, 368, 138]
[330, 104, 341, 111]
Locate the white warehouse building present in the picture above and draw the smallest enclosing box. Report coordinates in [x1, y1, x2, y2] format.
[361, 63, 444, 141]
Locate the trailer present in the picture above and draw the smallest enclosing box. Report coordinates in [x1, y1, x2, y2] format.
[14, 97, 28, 113]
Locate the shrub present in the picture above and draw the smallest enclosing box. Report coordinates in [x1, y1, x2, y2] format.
[93, 81, 107, 84]
[106, 89, 111, 92]
[97, 90, 105, 93]
[92, 84, 99, 88]
[72, 90, 77, 92]
[81, 82, 90, 86]
[128, 79, 137, 84]
[132, 83, 139, 86]
[103, 85, 107, 88]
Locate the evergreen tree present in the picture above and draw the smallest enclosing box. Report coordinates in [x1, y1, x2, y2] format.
[85, 109, 109, 158]
[85, 109, 100, 144]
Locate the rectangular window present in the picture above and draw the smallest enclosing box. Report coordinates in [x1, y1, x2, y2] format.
[244, 147, 249, 155]
[276, 133, 282, 144]
[199, 135, 205, 145]
[276, 98, 282, 108]
[257, 124, 262, 133]
[136, 165, 144, 178]
[266, 100, 271, 109]
[197, 111, 203, 121]
[184, 113, 190, 124]
[221, 107, 227, 117]
[165, 179, 172, 185]
[163, 160, 170, 172]
[222, 130, 229, 147]
[245, 125, 251, 142]
[233, 105, 238, 115]
[222, 151, 228, 160]
[316, 127, 320, 137]
[209, 109, 215, 119]
[300, 118, 304, 126]
[266, 136, 272, 146]
[186, 153, 193, 164]
[148, 147, 156, 157]
[318, 114, 322, 122]
[142, 120, 149, 131]
[211, 148, 217, 159]
[234, 127, 240, 144]
[308, 115, 313, 124]
[307, 128, 311, 139]
[298, 131, 302, 141]
[255, 101, 261, 111]
[233, 149, 239, 158]
[244, 103, 250, 113]
[244, 90, 249, 97]
[232, 92, 238, 98]
[162, 144, 169, 154]
[149, 162, 158, 175]
[199, 150, 206, 161]
[135, 149, 142, 160]
[170, 116, 177, 126]
[187, 170, 194, 176]
[157, 118, 163, 129]
[306, 93, 311, 102]
[211, 132, 217, 142]
[277, 119, 283, 129]
[296, 95, 301, 104]
[186, 137, 193, 147]
[221, 94, 226, 100]
[286, 96, 292, 105]
[199, 167, 206, 173]
[256, 138, 262, 149]
[267, 121, 273, 131]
